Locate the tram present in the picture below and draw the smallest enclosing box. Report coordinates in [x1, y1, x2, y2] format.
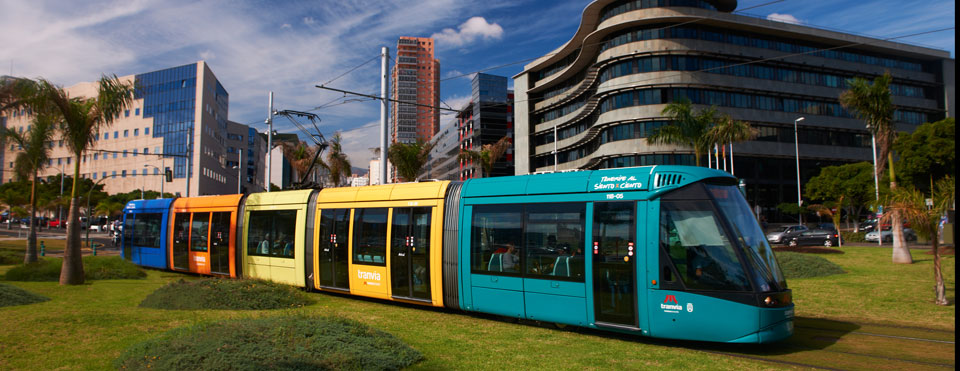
[122, 165, 793, 343]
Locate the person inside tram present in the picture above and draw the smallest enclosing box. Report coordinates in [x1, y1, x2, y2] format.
[258, 233, 271, 255]
[501, 243, 519, 272]
[272, 234, 285, 256]
[282, 237, 294, 257]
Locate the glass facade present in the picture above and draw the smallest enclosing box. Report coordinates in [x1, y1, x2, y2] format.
[597, 23, 927, 72]
[135, 63, 198, 179]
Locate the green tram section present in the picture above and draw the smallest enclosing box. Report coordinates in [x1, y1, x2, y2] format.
[241, 190, 317, 287]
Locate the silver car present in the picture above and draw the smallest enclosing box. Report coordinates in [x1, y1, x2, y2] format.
[865, 228, 917, 243]
[766, 225, 808, 244]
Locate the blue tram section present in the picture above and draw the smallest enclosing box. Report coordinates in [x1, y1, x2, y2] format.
[121, 198, 175, 269]
[456, 165, 793, 343]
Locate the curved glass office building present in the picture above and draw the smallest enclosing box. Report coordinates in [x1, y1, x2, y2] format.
[513, 0, 954, 219]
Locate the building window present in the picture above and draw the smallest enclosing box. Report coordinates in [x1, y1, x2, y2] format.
[134, 129, 139, 136]
[135, 108, 140, 116]
[124, 130, 129, 137]
[144, 127, 149, 135]
[114, 131, 118, 139]
[104, 133, 109, 140]
[125, 110, 130, 117]
[123, 150, 127, 158]
[144, 148, 149, 154]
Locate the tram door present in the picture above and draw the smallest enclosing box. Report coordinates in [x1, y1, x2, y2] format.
[592, 202, 638, 328]
[318, 209, 350, 290]
[209, 212, 232, 275]
[189, 213, 210, 274]
[172, 212, 191, 270]
[390, 207, 431, 300]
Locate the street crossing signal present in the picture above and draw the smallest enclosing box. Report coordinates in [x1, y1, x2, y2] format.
[164, 169, 173, 182]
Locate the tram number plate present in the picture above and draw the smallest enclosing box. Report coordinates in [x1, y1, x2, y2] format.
[605, 193, 624, 200]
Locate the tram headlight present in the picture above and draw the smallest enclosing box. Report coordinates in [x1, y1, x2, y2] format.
[764, 296, 777, 306]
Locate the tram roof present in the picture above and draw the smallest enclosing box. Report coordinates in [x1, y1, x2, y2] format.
[124, 197, 176, 212]
[461, 165, 733, 198]
[172, 194, 245, 210]
[244, 189, 316, 206]
[318, 181, 450, 203]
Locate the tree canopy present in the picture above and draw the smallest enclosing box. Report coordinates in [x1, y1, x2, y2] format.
[894, 118, 955, 193]
[388, 141, 434, 182]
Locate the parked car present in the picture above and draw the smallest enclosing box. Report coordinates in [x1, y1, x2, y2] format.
[865, 227, 917, 242]
[786, 229, 841, 247]
[47, 219, 65, 228]
[766, 225, 809, 244]
[816, 223, 836, 231]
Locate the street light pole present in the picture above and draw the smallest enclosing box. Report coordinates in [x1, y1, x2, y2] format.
[238, 148, 243, 194]
[59, 162, 63, 228]
[553, 124, 558, 172]
[794, 117, 804, 226]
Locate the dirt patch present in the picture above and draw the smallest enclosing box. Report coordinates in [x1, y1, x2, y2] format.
[773, 246, 845, 254]
[925, 245, 955, 255]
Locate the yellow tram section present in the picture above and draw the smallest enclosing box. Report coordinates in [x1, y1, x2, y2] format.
[314, 181, 449, 307]
[241, 189, 314, 287]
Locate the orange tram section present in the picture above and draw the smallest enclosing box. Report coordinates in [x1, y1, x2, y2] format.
[167, 195, 244, 277]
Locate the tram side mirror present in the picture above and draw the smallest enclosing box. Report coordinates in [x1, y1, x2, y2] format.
[164, 169, 173, 182]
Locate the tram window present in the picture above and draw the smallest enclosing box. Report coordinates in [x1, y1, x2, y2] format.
[660, 201, 750, 291]
[190, 213, 210, 252]
[247, 210, 298, 258]
[471, 204, 522, 275]
[353, 208, 388, 266]
[133, 213, 163, 249]
[523, 203, 585, 281]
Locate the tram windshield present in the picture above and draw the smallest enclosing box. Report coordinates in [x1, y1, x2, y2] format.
[706, 184, 787, 292]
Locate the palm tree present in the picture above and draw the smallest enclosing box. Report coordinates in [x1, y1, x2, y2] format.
[94, 200, 125, 219]
[280, 140, 325, 186]
[649, 98, 720, 167]
[839, 72, 910, 263]
[388, 141, 435, 182]
[324, 132, 351, 187]
[459, 136, 511, 178]
[0, 113, 56, 263]
[706, 115, 757, 174]
[882, 177, 954, 305]
[43, 76, 133, 284]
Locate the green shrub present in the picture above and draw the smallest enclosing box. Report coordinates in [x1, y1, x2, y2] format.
[842, 231, 867, 243]
[139, 278, 313, 310]
[0, 283, 50, 307]
[776, 251, 846, 279]
[115, 315, 423, 370]
[3, 256, 146, 281]
[0, 249, 23, 265]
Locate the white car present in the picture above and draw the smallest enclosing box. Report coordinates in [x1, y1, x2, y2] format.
[865, 228, 917, 242]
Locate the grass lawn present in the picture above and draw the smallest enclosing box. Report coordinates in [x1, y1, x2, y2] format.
[0, 244, 954, 370]
[786, 246, 955, 330]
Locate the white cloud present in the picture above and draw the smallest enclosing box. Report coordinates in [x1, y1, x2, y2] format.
[303, 17, 315, 25]
[441, 94, 472, 111]
[280, 23, 292, 29]
[431, 16, 504, 47]
[444, 69, 476, 81]
[336, 121, 383, 170]
[766, 13, 801, 25]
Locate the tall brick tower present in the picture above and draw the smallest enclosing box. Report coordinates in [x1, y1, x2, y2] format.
[391, 37, 440, 144]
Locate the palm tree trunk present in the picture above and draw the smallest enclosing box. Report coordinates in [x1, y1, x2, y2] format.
[887, 153, 911, 264]
[59, 156, 84, 285]
[932, 234, 947, 305]
[25, 171, 39, 264]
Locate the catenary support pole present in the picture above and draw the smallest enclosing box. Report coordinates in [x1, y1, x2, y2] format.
[266, 92, 274, 191]
[380, 46, 389, 184]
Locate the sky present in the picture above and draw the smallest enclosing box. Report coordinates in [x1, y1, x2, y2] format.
[1, 0, 954, 170]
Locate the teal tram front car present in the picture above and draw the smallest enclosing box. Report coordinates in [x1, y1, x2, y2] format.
[455, 165, 793, 343]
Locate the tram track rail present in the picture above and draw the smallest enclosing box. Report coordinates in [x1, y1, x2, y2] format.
[701, 320, 956, 370]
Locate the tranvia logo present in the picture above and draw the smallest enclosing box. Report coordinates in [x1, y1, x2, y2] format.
[358, 270, 381, 281]
[661, 295, 685, 313]
[593, 175, 642, 191]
